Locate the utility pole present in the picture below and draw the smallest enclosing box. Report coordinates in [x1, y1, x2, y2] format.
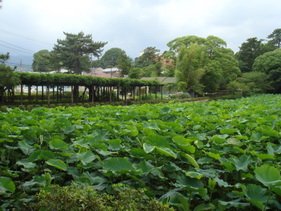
[19, 59, 22, 72]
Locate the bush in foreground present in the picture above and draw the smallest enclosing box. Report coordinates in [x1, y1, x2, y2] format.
[32, 184, 174, 211]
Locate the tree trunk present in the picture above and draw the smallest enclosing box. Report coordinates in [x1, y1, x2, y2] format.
[0, 87, 4, 104]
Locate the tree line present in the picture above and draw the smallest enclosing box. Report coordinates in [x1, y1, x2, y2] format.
[1, 28, 281, 96]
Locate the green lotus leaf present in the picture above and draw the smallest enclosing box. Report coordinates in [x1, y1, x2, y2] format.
[46, 159, 68, 171]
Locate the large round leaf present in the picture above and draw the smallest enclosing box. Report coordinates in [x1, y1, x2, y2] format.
[255, 164, 281, 187]
[103, 157, 134, 173]
[46, 159, 68, 171]
[0, 177, 16, 193]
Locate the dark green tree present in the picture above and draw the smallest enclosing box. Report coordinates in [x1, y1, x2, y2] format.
[32, 50, 53, 72]
[133, 47, 162, 77]
[98, 48, 132, 76]
[267, 28, 281, 48]
[0, 53, 19, 103]
[52, 32, 107, 74]
[135, 47, 160, 68]
[0, 52, 9, 64]
[236, 37, 264, 72]
[253, 49, 281, 93]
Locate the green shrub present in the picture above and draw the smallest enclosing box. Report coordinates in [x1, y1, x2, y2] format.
[32, 184, 174, 211]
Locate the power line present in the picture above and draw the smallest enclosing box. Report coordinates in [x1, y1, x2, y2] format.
[0, 40, 34, 53]
[0, 28, 52, 46]
[0, 43, 33, 55]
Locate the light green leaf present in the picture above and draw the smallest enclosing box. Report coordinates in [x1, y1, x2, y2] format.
[146, 133, 170, 147]
[255, 164, 281, 187]
[258, 127, 279, 138]
[49, 137, 69, 150]
[220, 128, 237, 135]
[108, 139, 121, 151]
[243, 184, 268, 210]
[256, 153, 275, 160]
[172, 135, 196, 153]
[232, 154, 251, 171]
[0, 177, 16, 193]
[214, 177, 230, 187]
[16, 160, 36, 169]
[18, 140, 34, 155]
[206, 152, 221, 160]
[143, 143, 155, 153]
[46, 159, 68, 171]
[156, 147, 177, 159]
[210, 135, 228, 144]
[160, 190, 190, 211]
[185, 171, 203, 179]
[172, 135, 194, 145]
[181, 153, 199, 168]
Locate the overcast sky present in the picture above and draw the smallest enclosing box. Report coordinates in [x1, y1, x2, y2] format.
[0, 0, 280, 64]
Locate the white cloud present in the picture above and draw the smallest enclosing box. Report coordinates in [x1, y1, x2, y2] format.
[0, 0, 280, 59]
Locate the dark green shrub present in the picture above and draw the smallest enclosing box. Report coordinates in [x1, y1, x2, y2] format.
[0, 105, 8, 112]
[33, 184, 111, 211]
[32, 184, 174, 211]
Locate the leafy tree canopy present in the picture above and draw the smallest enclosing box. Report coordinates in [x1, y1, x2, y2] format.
[236, 37, 277, 72]
[52, 32, 107, 74]
[32, 50, 53, 72]
[132, 47, 162, 78]
[228, 71, 269, 95]
[253, 48, 281, 93]
[171, 35, 240, 94]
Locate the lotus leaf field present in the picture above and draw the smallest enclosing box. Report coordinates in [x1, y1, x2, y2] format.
[1, 95, 281, 210]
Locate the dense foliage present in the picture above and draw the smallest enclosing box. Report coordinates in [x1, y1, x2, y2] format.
[0, 95, 281, 210]
[32, 50, 53, 72]
[169, 35, 240, 94]
[235, 37, 267, 72]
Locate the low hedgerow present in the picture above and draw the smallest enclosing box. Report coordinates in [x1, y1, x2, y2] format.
[31, 184, 174, 211]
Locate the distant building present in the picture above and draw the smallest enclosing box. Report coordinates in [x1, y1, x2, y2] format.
[83, 67, 121, 78]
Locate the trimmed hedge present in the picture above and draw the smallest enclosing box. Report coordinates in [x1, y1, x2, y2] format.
[15, 72, 161, 87]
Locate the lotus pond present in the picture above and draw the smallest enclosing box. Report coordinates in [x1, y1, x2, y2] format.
[0, 95, 281, 210]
